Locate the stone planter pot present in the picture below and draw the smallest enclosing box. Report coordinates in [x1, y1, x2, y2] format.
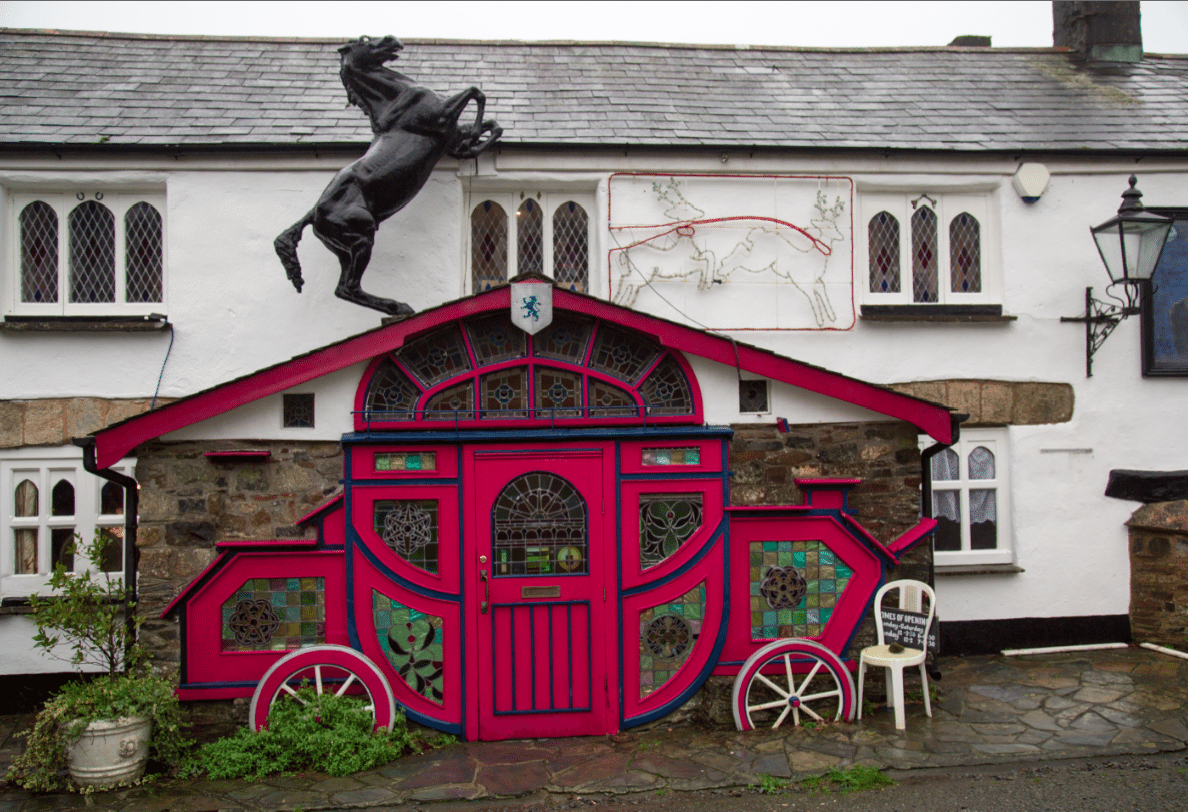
[66, 716, 151, 789]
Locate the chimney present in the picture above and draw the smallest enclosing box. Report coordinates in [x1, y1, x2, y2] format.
[1053, 1, 1142, 62]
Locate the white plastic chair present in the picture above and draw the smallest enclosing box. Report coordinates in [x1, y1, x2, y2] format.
[856, 579, 936, 730]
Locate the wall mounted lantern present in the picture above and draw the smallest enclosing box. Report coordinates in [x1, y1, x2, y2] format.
[1062, 175, 1174, 377]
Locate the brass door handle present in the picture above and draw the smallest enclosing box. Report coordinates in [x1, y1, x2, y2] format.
[480, 568, 489, 613]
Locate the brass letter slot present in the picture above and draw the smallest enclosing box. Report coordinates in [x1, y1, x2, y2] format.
[521, 585, 561, 599]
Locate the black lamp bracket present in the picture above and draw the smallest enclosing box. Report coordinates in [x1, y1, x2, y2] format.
[1060, 284, 1142, 377]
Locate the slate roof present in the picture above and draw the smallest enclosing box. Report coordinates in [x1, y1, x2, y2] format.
[2, 28, 1187, 153]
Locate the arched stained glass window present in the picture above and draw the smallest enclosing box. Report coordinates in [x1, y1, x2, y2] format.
[125, 202, 163, 303]
[365, 360, 421, 419]
[20, 201, 59, 304]
[516, 198, 544, 276]
[423, 382, 474, 420]
[639, 494, 703, 568]
[639, 356, 693, 416]
[69, 200, 116, 303]
[471, 200, 508, 293]
[949, 212, 981, 294]
[492, 472, 587, 576]
[867, 211, 900, 294]
[553, 201, 588, 292]
[910, 206, 938, 303]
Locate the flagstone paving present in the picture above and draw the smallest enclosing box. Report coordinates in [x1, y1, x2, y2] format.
[1, 647, 1186, 811]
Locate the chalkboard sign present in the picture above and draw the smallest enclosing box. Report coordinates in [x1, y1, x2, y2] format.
[879, 609, 939, 653]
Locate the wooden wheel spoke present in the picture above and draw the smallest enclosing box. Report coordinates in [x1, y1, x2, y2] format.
[334, 673, 358, 697]
[314, 665, 324, 695]
[280, 682, 307, 704]
[799, 703, 825, 722]
[773, 704, 792, 729]
[793, 660, 823, 697]
[755, 672, 790, 698]
[748, 698, 789, 712]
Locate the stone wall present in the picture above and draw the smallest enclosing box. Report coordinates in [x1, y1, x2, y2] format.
[1127, 500, 1188, 646]
[134, 440, 344, 666]
[0, 397, 170, 448]
[887, 380, 1073, 426]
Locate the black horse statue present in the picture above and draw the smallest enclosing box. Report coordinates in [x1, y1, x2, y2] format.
[275, 36, 501, 315]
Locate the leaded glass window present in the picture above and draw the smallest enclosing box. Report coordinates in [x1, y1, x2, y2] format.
[639, 356, 693, 416]
[492, 472, 587, 577]
[397, 326, 472, 388]
[588, 380, 638, 417]
[868, 211, 900, 294]
[282, 393, 314, 428]
[535, 316, 593, 364]
[365, 359, 421, 419]
[69, 200, 116, 303]
[465, 315, 526, 366]
[949, 212, 981, 294]
[639, 583, 704, 698]
[553, 201, 588, 292]
[738, 379, 768, 413]
[221, 577, 326, 652]
[375, 499, 439, 573]
[471, 200, 508, 292]
[639, 494, 703, 568]
[589, 325, 660, 384]
[910, 206, 938, 303]
[517, 198, 544, 276]
[423, 382, 475, 420]
[374, 594, 445, 703]
[480, 368, 528, 419]
[125, 202, 163, 303]
[20, 201, 59, 304]
[534, 367, 582, 417]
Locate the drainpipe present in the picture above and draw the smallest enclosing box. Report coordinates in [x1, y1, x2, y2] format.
[918, 411, 966, 678]
[74, 437, 139, 670]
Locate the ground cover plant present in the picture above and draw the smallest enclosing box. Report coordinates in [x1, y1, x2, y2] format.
[185, 688, 452, 780]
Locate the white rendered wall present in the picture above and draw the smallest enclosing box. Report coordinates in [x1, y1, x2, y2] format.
[3, 151, 1184, 633]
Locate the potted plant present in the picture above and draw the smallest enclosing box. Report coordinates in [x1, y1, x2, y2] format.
[5, 531, 188, 792]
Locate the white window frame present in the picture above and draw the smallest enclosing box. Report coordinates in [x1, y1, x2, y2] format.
[7, 190, 167, 317]
[860, 191, 999, 306]
[466, 189, 596, 294]
[924, 428, 1013, 567]
[0, 446, 134, 597]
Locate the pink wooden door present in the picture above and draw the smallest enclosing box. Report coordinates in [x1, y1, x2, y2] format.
[467, 446, 614, 740]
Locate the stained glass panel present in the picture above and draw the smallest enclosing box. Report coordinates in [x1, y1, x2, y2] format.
[738, 379, 768, 413]
[910, 206, 939, 303]
[471, 200, 508, 292]
[534, 367, 583, 418]
[517, 198, 544, 276]
[373, 593, 445, 704]
[588, 380, 637, 417]
[642, 447, 701, 466]
[282, 393, 314, 428]
[221, 577, 325, 652]
[553, 201, 588, 292]
[374, 499, 439, 573]
[125, 202, 163, 303]
[589, 325, 660, 384]
[396, 326, 472, 388]
[423, 382, 474, 420]
[868, 211, 900, 294]
[749, 540, 852, 640]
[20, 201, 59, 304]
[949, 212, 981, 294]
[69, 201, 116, 304]
[375, 452, 437, 472]
[365, 359, 420, 419]
[492, 472, 587, 577]
[639, 583, 704, 699]
[535, 316, 593, 364]
[480, 368, 527, 419]
[465, 314, 526, 366]
[639, 494, 703, 568]
[639, 356, 693, 416]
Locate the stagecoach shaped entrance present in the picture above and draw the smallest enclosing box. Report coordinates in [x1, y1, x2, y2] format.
[117, 283, 953, 742]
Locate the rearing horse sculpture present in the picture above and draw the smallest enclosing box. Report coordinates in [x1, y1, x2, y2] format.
[275, 36, 501, 315]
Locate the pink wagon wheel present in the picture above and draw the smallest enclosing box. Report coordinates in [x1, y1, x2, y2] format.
[249, 644, 397, 732]
[732, 638, 856, 730]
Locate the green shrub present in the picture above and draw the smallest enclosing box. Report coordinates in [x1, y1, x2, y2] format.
[185, 689, 451, 780]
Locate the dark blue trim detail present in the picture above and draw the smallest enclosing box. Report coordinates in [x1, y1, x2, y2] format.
[621, 541, 731, 728]
[352, 532, 460, 602]
[620, 471, 724, 482]
[343, 426, 733, 445]
[393, 701, 463, 736]
[179, 680, 261, 690]
[348, 477, 460, 487]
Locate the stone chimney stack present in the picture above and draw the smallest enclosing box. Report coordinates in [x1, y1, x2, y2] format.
[1053, 1, 1142, 62]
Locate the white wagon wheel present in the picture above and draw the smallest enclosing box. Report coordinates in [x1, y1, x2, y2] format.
[249, 644, 397, 732]
[731, 638, 856, 730]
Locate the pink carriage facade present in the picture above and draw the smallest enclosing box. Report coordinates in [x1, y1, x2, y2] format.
[95, 284, 951, 740]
